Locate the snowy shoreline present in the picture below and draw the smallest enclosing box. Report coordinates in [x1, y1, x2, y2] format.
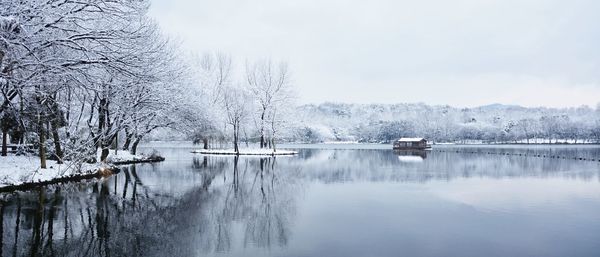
[191, 149, 298, 156]
[0, 149, 165, 191]
[0, 168, 116, 193]
[0, 156, 118, 191]
[102, 149, 165, 165]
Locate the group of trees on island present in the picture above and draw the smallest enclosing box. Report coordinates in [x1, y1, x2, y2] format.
[183, 53, 295, 154]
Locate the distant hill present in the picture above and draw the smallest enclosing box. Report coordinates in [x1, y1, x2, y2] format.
[282, 102, 600, 143]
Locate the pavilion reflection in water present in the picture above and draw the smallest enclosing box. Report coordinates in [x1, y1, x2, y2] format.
[394, 149, 428, 162]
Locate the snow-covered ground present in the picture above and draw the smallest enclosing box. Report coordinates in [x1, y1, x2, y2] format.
[100, 149, 149, 163]
[0, 156, 106, 187]
[0, 149, 164, 189]
[192, 149, 298, 155]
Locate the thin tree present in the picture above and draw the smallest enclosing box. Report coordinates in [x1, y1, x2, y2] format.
[222, 85, 250, 154]
[246, 60, 291, 148]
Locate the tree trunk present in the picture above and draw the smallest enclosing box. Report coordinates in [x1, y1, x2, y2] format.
[96, 97, 107, 150]
[260, 110, 266, 148]
[114, 132, 118, 155]
[38, 114, 47, 169]
[50, 121, 63, 164]
[100, 147, 109, 162]
[45, 121, 51, 141]
[1, 130, 6, 156]
[123, 132, 133, 150]
[272, 138, 276, 153]
[233, 124, 239, 154]
[260, 135, 265, 148]
[14, 127, 24, 145]
[203, 138, 208, 149]
[131, 137, 142, 155]
[97, 96, 110, 162]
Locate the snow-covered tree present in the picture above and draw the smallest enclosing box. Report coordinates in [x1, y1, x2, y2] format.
[246, 59, 293, 148]
[222, 84, 251, 153]
[0, 0, 196, 166]
[286, 103, 600, 144]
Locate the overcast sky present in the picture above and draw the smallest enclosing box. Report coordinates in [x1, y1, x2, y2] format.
[149, 0, 600, 108]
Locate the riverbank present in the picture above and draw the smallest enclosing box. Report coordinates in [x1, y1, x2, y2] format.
[103, 149, 166, 165]
[0, 149, 165, 191]
[0, 156, 118, 191]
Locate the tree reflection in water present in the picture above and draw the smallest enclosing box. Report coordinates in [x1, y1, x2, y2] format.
[0, 146, 598, 257]
[172, 156, 300, 255]
[0, 155, 300, 257]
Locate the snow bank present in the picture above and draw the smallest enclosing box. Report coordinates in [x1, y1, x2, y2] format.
[191, 149, 298, 156]
[0, 148, 164, 190]
[98, 149, 164, 164]
[101, 149, 144, 163]
[0, 156, 106, 187]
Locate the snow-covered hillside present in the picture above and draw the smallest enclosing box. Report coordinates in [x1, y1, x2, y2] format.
[281, 103, 600, 143]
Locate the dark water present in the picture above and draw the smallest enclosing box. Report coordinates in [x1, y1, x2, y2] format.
[2, 143, 600, 257]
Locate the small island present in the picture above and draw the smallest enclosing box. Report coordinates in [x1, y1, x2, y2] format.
[192, 148, 297, 156]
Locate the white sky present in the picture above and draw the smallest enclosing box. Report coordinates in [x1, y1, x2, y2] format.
[149, 0, 600, 108]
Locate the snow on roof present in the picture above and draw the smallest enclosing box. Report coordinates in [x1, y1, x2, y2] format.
[397, 138, 426, 142]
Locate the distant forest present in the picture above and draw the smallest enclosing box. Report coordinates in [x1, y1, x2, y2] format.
[280, 103, 600, 144]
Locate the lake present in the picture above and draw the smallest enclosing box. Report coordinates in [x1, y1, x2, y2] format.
[2, 143, 600, 257]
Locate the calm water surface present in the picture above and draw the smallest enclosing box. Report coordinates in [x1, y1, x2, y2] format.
[2, 143, 600, 257]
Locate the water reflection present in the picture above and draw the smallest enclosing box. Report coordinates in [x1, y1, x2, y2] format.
[173, 156, 299, 256]
[290, 148, 600, 183]
[0, 146, 599, 257]
[394, 149, 428, 159]
[1, 155, 302, 257]
[395, 150, 427, 163]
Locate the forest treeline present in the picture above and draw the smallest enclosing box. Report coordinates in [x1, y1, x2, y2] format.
[283, 103, 600, 144]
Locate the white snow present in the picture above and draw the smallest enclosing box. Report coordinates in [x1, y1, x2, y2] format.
[99, 149, 147, 163]
[0, 149, 161, 188]
[291, 103, 600, 144]
[0, 156, 104, 187]
[192, 148, 298, 155]
[397, 138, 425, 142]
